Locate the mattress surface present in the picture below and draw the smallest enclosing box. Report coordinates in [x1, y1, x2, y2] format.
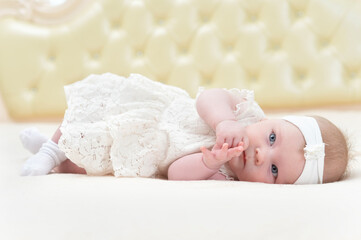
[1, 108, 360, 240]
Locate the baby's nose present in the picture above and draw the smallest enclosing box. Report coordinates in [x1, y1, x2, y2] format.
[255, 148, 265, 166]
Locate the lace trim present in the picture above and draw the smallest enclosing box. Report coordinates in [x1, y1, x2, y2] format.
[219, 164, 237, 181]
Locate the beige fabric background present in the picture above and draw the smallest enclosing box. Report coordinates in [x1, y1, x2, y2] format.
[0, 0, 361, 120]
[0, 93, 9, 121]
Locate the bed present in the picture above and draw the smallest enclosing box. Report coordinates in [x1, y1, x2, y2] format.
[1, 0, 361, 239]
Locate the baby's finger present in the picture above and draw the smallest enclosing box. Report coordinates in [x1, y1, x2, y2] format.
[212, 143, 222, 151]
[215, 137, 225, 150]
[216, 143, 228, 160]
[232, 137, 242, 148]
[227, 146, 244, 158]
[225, 137, 234, 148]
[201, 146, 213, 158]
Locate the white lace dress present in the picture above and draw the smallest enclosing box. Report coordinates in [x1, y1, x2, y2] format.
[58, 73, 265, 179]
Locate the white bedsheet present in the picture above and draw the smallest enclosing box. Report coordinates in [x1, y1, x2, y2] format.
[1, 108, 361, 240]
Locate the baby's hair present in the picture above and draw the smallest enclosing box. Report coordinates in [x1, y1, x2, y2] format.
[312, 116, 350, 183]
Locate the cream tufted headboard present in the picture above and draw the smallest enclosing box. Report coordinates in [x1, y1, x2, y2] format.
[0, 0, 360, 120]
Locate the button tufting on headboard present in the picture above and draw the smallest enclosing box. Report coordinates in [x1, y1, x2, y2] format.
[0, 0, 360, 120]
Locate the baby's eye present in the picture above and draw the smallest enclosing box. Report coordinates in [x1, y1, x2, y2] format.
[269, 132, 276, 145]
[271, 164, 278, 178]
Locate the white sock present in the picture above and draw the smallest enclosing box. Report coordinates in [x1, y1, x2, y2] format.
[21, 140, 67, 176]
[20, 127, 48, 154]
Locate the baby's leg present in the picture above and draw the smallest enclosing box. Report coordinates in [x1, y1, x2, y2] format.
[53, 160, 86, 174]
[21, 126, 86, 175]
[51, 129, 86, 174]
[51, 128, 88, 174]
[21, 127, 67, 176]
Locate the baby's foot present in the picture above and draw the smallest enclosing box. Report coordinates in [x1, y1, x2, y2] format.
[21, 140, 67, 176]
[21, 153, 57, 176]
[20, 127, 48, 154]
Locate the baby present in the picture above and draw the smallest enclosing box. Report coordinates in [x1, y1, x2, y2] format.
[20, 73, 349, 184]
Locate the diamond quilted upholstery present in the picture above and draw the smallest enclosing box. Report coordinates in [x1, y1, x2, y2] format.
[0, 0, 360, 119]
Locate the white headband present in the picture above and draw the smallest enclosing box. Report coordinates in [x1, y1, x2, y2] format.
[282, 116, 325, 184]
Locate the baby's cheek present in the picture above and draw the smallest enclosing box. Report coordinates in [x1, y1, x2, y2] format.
[239, 169, 271, 183]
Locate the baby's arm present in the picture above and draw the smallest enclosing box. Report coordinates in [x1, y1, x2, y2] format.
[196, 88, 242, 130]
[169, 89, 245, 180]
[196, 89, 245, 148]
[168, 143, 243, 180]
[167, 152, 221, 180]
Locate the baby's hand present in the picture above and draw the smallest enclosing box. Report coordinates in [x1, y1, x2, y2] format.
[201, 143, 244, 170]
[215, 120, 245, 148]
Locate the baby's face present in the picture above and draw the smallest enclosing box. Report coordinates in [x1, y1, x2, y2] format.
[229, 119, 306, 184]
